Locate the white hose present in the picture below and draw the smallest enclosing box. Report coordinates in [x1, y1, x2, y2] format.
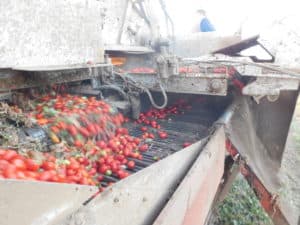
[113, 71, 168, 109]
[144, 82, 168, 109]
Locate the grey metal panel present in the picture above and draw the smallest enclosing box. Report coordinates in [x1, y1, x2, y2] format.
[0, 180, 98, 225]
[242, 76, 299, 96]
[105, 45, 155, 53]
[0, 0, 160, 68]
[13, 63, 110, 72]
[0, 0, 104, 68]
[56, 139, 208, 225]
[129, 73, 228, 96]
[172, 34, 241, 57]
[153, 127, 225, 225]
[226, 92, 299, 194]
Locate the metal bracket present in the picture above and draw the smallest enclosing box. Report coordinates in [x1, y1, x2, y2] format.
[242, 76, 299, 103]
[232, 63, 300, 101]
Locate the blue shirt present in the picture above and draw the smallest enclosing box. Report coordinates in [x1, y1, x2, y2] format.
[200, 18, 215, 32]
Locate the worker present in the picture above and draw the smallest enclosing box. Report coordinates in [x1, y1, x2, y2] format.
[197, 9, 215, 32]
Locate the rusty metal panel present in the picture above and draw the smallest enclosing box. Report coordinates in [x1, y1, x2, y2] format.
[55, 139, 208, 225]
[0, 65, 112, 91]
[153, 127, 225, 225]
[0, 179, 98, 225]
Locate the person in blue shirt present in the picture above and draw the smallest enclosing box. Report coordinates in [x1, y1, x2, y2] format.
[197, 9, 215, 32]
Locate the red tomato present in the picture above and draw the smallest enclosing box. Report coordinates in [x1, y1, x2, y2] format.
[115, 154, 125, 161]
[122, 158, 128, 165]
[47, 155, 57, 163]
[127, 161, 135, 169]
[2, 150, 18, 162]
[133, 138, 140, 145]
[25, 159, 40, 171]
[96, 140, 107, 149]
[87, 124, 97, 135]
[0, 149, 6, 158]
[16, 171, 26, 179]
[36, 113, 44, 119]
[56, 174, 67, 183]
[183, 142, 192, 148]
[24, 171, 38, 179]
[110, 162, 119, 172]
[88, 168, 97, 176]
[120, 138, 127, 146]
[74, 140, 83, 148]
[139, 144, 149, 152]
[117, 170, 126, 179]
[66, 169, 76, 176]
[140, 126, 148, 132]
[158, 131, 168, 139]
[97, 174, 104, 181]
[131, 152, 140, 158]
[148, 133, 155, 139]
[57, 121, 67, 130]
[3, 164, 17, 179]
[41, 161, 56, 171]
[98, 157, 105, 165]
[123, 149, 130, 156]
[38, 171, 53, 181]
[67, 160, 80, 171]
[77, 157, 85, 164]
[88, 148, 97, 156]
[125, 136, 133, 142]
[150, 120, 157, 128]
[50, 126, 60, 134]
[0, 159, 9, 171]
[99, 165, 108, 174]
[78, 127, 90, 138]
[67, 125, 78, 137]
[11, 158, 27, 171]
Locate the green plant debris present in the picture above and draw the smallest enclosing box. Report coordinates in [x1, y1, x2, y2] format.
[214, 177, 273, 225]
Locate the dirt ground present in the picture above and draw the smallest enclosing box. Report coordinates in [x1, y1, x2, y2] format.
[279, 97, 300, 224]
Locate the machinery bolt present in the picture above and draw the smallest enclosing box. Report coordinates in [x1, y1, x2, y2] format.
[113, 197, 119, 203]
[210, 79, 223, 92]
[267, 94, 279, 102]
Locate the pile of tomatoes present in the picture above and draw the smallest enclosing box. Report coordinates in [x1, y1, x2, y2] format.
[0, 149, 96, 185]
[33, 94, 126, 147]
[0, 94, 148, 188]
[0, 132, 145, 186]
[136, 100, 193, 142]
[0, 94, 194, 188]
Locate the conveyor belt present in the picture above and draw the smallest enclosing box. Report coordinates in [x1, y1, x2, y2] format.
[100, 105, 217, 187]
